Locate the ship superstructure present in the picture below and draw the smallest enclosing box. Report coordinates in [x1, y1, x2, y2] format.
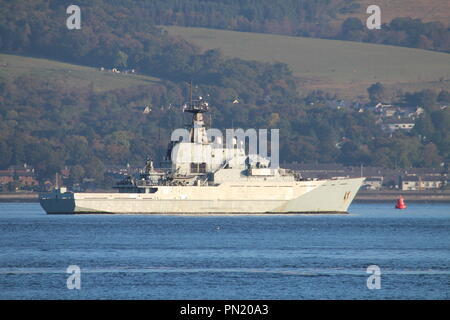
[39, 91, 364, 214]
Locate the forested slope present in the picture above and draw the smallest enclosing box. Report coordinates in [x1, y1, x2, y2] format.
[0, 0, 449, 185]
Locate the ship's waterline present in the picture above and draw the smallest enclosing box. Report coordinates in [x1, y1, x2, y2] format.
[40, 178, 364, 214]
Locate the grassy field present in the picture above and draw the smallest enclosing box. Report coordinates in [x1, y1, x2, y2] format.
[165, 26, 450, 98]
[0, 53, 160, 92]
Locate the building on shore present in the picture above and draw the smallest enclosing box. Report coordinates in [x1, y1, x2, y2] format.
[400, 175, 447, 191]
[0, 172, 14, 185]
[383, 118, 415, 132]
[362, 177, 383, 190]
[0, 164, 39, 190]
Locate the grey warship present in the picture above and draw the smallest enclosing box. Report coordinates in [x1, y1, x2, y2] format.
[39, 94, 364, 214]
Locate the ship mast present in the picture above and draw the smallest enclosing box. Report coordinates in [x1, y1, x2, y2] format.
[184, 82, 209, 144]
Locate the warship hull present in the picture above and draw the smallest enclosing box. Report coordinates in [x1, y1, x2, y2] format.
[39, 177, 364, 214]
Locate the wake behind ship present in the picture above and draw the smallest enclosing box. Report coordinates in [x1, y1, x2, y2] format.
[40, 93, 364, 214]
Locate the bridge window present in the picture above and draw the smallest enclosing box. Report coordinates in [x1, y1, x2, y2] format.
[191, 162, 207, 173]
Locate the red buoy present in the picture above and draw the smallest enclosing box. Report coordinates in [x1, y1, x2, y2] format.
[395, 196, 407, 209]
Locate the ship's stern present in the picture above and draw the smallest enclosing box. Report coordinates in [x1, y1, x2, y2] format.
[39, 188, 76, 214]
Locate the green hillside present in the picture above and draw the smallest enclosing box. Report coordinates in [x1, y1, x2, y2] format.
[0, 54, 160, 92]
[165, 26, 450, 96]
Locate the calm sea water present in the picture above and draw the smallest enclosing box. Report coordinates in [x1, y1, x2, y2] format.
[0, 202, 449, 300]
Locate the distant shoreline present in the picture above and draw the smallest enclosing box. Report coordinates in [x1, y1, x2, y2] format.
[0, 193, 39, 202]
[354, 190, 450, 202]
[1, 191, 450, 203]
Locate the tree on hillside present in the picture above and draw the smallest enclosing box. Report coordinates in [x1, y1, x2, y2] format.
[437, 90, 450, 104]
[414, 112, 435, 141]
[341, 17, 365, 40]
[404, 89, 439, 110]
[420, 143, 443, 167]
[114, 50, 128, 69]
[367, 82, 386, 103]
